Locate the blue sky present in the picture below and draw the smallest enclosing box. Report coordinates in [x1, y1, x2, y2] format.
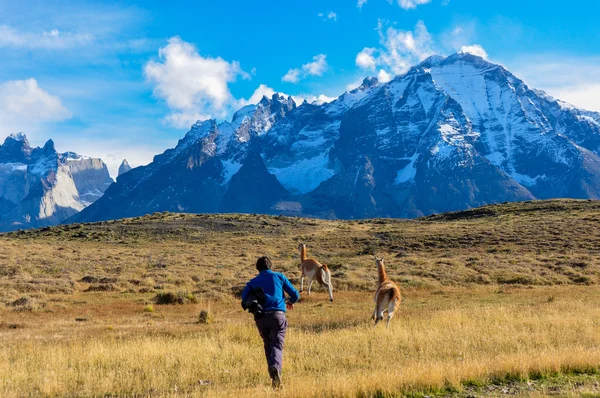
[1, 0, 599, 176]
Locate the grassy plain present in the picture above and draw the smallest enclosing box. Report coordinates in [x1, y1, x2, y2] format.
[1, 199, 600, 396]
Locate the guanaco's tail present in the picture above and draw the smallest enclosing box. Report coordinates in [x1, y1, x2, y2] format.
[316, 264, 330, 285]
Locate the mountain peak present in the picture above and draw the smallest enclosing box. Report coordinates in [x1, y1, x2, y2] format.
[42, 139, 56, 154]
[1, 133, 32, 163]
[258, 93, 295, 109]
[420, 54, 445, 67]
[360, 76, 379, 89]
[7, 132, 27, 142]
[419, 52, 492, 70]
[118, 159, 132, 176]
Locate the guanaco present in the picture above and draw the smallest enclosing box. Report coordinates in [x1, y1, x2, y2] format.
[298, 243, 333, 301]
[373, 257, 401, 328]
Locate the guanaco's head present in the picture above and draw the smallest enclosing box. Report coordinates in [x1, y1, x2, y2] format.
[374, 256, 385, 267]
[298, 242, 306, 252]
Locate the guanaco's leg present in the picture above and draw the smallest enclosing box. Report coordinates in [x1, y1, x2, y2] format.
[374, 302, 385, 327]
[324, 271, 334, 302]
[386, 300, 396, 329]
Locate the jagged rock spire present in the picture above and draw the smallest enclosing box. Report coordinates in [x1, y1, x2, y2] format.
[118, 159, 132, 176]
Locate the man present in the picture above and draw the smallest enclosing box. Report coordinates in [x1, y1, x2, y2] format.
[241, 256, 300, 389]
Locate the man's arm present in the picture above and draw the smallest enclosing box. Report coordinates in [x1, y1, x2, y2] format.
[240, 282, 252, 309]
[281, 275, 300, 304]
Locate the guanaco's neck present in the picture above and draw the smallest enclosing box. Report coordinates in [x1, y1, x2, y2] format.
[377, 261, 388, 285]
[300, 246, 307, 262]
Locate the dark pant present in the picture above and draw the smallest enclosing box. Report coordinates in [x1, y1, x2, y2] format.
[254, 311, 288, 374]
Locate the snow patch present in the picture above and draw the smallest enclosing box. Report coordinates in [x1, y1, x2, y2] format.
[0, 162, 27, 171]
[485, 151, 504, 167]
[267, 152, 335, 194]
[430, 140, 454, 161]
[511, 172, 544, 186]
[29, 155, 57, 176]
[395, 154, 418, 184]
[221, 159, 242, 184]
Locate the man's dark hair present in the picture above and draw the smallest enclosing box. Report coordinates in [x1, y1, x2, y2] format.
[256, 256, 272, 271]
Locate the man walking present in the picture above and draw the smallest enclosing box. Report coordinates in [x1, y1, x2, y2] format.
[241, 256, 300, 388]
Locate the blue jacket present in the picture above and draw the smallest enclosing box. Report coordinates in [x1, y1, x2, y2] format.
[241, 269, 300, 312]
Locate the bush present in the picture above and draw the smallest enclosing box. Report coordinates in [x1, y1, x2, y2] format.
[154, 291, 197, 305]
[198, 309, 212, 324]
[154, 292, 183, 305]
[186, 293, 198, 304]
[9, 296, 45, 312]
[144, 304, 154, 313]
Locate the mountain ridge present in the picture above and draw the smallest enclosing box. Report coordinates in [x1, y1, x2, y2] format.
[70, 52, 600, 222]
[0, 133, 113, 231]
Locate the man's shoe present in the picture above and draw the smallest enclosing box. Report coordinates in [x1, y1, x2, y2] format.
[268, 366, 282, 389]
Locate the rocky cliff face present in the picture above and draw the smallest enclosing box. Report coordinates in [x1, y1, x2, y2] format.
[0, 134, 113, 231]
[72, 53, 600, 222]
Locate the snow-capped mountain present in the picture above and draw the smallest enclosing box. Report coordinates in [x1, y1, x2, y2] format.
[0, 133, 113, 231]
[72, 53, 600, 222]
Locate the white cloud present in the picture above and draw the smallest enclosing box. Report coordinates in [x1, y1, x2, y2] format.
[356, 48, 377, 71]
[397, 0, 431, 9]
[377, 69, 392, 83]
[244, 84, 277, 105]
[145, 39, 334, 128]
[357, 0, 430, 9]
[43, 29, 60, 37]
[282, 54, 328, 84]
[512, 56, 600, 113]
[318, 11, 338, 21]
[346, 79, 364, 91]
[163, 112, 211, 129]
[0, 78, 71, 134]
[0, 25, 92, 49]
[355, 20, 434, 80]
[555, 84, 600, 113]
[303, 54, 328, 76]
[440, 22, 478, 53]
[379, 20, 435, 74]
[144, 36, 249, 128]
[282, 69, 301, 83]
[460, 44, 488, 59]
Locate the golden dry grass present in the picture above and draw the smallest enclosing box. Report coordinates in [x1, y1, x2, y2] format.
[1, 287, 600, 397]
[1, 199, 600, 396]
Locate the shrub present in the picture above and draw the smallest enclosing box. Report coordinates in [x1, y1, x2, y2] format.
[198, 309, 212, 324]
[186, 293, 198, 304]
[154, 292, 183, 305]
[144, 304, 154, 313]
[9, 296, 45, 312]
[154, 291, 196, 305]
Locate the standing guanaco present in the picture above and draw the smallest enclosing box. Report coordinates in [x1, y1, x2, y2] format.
[373, 257, 401, 328]
[298, 243, 333, 302]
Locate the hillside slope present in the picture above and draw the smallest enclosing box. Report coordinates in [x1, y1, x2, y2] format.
[2, 199, 600, 303]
